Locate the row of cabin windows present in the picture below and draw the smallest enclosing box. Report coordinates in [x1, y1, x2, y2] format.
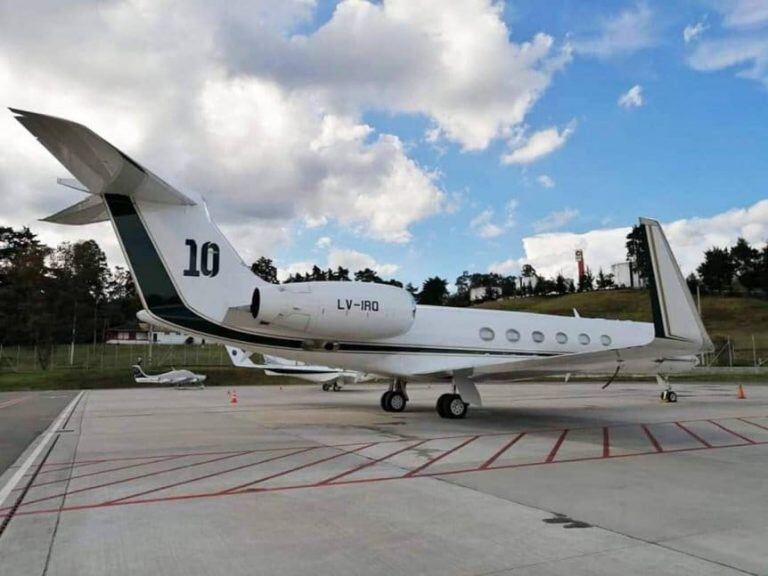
[478, 327, 612, 347]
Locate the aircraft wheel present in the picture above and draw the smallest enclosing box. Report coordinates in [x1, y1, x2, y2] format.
[660, 390, 668, 402]
[386, 391, 407, 413]
[436, 393, 452, 418]
[447, 395, 469, 419]
[667, 391, 678, 403]
[381, 391, 393, 411]
[322, 383, 331, 392]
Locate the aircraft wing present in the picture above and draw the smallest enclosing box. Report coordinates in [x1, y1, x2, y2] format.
[468, 341, 697, 382]
[430, 217, 710, 383]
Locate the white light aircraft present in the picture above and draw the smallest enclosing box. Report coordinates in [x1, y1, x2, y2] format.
[13, 109, 714, 419]
[225, 346, 373, 391]
[131, 364, 207, 388]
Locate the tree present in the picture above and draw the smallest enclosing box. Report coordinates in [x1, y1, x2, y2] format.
[760, 243, 768, 294]
[354, 268, 382, 283]
[251, 257, 278, 284]
[730, 238, 760, 294]
[596, 268, 614, 290]
[578, 268, 594, 292]
[697, 247, 735, 293]
[521, 264, 536, 278]
[554, 274, 567, 295]
[418, 277, 448, 305]
[626, 225, 651, 281]
[686, 273, 700, 296]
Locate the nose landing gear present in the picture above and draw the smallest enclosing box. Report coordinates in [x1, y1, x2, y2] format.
[657, 375, 678, 403]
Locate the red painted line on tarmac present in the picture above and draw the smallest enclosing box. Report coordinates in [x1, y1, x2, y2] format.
[8, 450, 255, 511]
[106, 447, 318, 504]
[708, 420, 756, 444]
[739, 417, 768, 432]
[11, 438, 768, 518]
[642, 425, 663, 453]
[675, 422, 712, 448]
[19, 454, 188, 491]
[545, 430, 569, 463]
[602, 427, 610, 458]
[224, 443, 377, 493]
[0, 396, 31, 410]
[404, 435, 479, 477]
[39, 446, 304, 468]
[480, 433, 525, 469]
[321, 439, 429, 485]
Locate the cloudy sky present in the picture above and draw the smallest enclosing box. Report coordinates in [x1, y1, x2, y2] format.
[1, 0, 767, 284]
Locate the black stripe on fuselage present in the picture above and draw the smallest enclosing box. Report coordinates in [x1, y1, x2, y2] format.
[104, 194, 559, 358]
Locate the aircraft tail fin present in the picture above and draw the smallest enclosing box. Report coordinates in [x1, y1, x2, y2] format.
[640, 217, 713, 353]
[12, 108, 265, 328]
[226, 346, 258, 368]
[131, 365, 148, 379]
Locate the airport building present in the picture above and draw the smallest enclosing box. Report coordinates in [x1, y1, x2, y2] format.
[611, 261, 646, 289]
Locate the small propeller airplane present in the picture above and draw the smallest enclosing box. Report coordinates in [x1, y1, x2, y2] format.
[225, 346, 375, 391]
[131, 364, 207, 389]
[13, 108, 714, 419]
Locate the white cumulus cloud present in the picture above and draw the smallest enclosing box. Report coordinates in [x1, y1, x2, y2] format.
[618, 85, 644, 108]
[327, 249, 399, 277]
[513, 199, 768, 280]
[1, 0, 571, 263]
[533, 208, 579, 233]
[501, 122, 576, 165]
[684, 20, 708, 43]
[574, 4, 656, 58]
[470, 200, 518, 239]
[537, 174, 556, 188]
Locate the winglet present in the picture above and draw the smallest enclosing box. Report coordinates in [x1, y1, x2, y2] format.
[639, 217, 713, 352]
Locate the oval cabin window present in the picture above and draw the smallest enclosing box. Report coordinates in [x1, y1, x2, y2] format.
[532, 331, 545, 343]
[479, 327, 495, 341]
[578, 333, 591, 345]
[556, 332, 568, 344]
[601, 335, 612, 346]
[506, 329, 521, 342]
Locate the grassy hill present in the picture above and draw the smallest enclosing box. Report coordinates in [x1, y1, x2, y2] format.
[476, 290, 768, 366]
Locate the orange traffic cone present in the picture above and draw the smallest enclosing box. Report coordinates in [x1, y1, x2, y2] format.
[230, 389, 238, 404]
[737, 384, 746, 400]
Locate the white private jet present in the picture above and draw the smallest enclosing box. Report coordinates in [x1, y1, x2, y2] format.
[14, 109, 713, 419]
[131, 364, 207, 388]
[224, 346, 373, 391]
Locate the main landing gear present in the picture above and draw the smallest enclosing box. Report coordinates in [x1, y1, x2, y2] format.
[657, 375, 678, 403]
[436, 393, 468, 419]
[381, 378, 408, 412]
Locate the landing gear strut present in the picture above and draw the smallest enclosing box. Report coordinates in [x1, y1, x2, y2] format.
[381, 378, 408, 412]
[436, 393, 468, 419]
[657, 375, 678, 403]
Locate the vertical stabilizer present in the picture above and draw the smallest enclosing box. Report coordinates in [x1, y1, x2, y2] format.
[640, 217, 713, 352]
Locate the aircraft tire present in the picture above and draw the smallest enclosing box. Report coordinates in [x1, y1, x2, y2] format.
[386, 391, 407, 412]
[436, 393, 453, 418]
[447, 395, 469, 419]
[381, 391, 393, 411]
[322, 383, 331, 391]
[667, 391, 677, 403]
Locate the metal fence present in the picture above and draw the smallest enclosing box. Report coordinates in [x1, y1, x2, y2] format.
[0, 343, 231, 372]
[0, 336, 766, 373]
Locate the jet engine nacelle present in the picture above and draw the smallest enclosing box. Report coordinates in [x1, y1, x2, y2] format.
[250, 281, 416, 340]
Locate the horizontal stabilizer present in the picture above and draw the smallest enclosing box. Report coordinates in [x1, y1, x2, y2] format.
[41, 194, 109, 225]
[10, 108, 195, 206]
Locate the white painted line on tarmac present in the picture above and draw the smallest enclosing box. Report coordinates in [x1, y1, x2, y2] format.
[0, 391, 83, 509]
